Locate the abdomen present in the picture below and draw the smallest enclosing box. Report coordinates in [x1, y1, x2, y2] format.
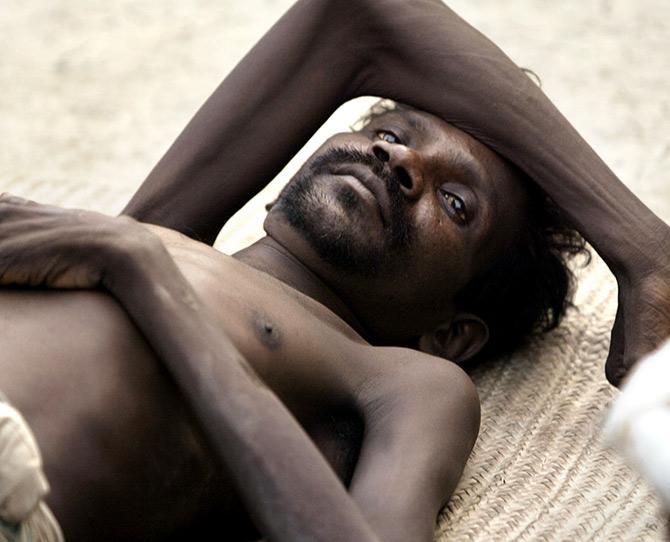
[0, 288, 230, 540]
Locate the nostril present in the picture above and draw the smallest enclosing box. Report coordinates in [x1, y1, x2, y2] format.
[373, 146, 390, 163]
[396, 167, 413, 190]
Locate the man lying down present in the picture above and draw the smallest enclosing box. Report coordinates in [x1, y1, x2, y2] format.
[0, 104, 583, 540]
[1, 1, 669, 541]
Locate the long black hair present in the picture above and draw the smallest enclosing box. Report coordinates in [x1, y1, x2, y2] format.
[358, 100, 589, 360]
[455, 176, 589, 361]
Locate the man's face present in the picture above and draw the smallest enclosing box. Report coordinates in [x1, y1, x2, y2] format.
[264, 107, 528, 341]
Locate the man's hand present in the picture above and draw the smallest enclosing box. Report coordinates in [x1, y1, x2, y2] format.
[0, 193, 379, 542]
[608, 270, 670, 386]
[0, 193, 155, 291]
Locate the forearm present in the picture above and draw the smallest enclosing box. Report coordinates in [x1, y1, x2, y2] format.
[126, 0, 669, 275]
[104, 243, 377, 541]
[352, 0, 669, 278]
[124, 0, 367, 244]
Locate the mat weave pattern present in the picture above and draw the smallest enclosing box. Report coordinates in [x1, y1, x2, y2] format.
[436, 257, 665, 540]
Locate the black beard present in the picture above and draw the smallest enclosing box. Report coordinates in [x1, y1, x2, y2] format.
[273, 147, 415, 277]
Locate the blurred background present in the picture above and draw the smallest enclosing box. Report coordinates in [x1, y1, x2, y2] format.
[1, 0, 669, 252]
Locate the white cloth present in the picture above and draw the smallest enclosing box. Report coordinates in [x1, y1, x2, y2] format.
[604, 338, 670, 510]
[0, 395, 49, 525]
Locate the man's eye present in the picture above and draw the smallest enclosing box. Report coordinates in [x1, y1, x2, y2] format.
[375, 130, 402, 145]
[440, 190, 467, 224]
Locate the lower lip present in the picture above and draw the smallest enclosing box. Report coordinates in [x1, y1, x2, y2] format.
[336, 175, 384, 223]
[339, 175, 374, 199]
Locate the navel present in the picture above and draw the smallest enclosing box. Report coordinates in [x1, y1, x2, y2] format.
[252, 311, 282, 351]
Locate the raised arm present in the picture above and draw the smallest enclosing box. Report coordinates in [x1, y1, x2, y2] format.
[0, 194, 378, 542]
[354, 0, 670, 385]
[123, 0, 367, 243]
[124, 0, 669, 384]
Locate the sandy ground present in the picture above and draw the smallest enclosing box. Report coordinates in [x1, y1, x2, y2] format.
[1, 0, 669, 538]
[2, 0, 669, 250]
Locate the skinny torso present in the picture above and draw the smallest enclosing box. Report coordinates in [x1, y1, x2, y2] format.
[0, 226, 408, 541]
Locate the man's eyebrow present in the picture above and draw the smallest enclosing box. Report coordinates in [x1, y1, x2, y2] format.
[402, 110, 430, 132]
[368, 108, 427, 131]
[449, 150, 487, 188]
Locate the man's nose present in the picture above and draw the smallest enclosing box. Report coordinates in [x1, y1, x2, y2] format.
[370, 141, 425, 199]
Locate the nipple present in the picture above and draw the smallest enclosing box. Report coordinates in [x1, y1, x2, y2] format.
[253, 312, 281, 351]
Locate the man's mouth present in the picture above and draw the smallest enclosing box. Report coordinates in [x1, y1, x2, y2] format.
[329, 163, 391, 226]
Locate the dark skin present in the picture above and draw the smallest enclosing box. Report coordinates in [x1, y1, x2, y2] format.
[1, 0, 669, 540]
[0, 108, 522, 541]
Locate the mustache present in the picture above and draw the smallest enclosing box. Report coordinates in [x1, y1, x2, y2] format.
[307, 146, 402, 195]
[305, 145, 413, 249]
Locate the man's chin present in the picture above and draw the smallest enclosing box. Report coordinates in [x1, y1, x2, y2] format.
[264, 207, 388, 278]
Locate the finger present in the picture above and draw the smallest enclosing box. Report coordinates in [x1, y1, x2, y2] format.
[605, 304, 626, 387]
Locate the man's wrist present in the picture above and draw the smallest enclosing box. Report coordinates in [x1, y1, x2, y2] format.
[99, 218, 172, 294]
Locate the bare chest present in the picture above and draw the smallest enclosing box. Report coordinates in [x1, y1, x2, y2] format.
[164, 238, 373, 480]
[166, 238, 370, 407]
[0, 240, 369, 539]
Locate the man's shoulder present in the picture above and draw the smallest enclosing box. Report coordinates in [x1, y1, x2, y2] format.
[356, 343, 469, 390]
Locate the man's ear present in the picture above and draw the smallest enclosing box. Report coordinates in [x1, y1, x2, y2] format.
[418, 313, 490, 364]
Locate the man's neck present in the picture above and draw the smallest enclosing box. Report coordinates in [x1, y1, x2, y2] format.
[233, 236, 369, 338]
